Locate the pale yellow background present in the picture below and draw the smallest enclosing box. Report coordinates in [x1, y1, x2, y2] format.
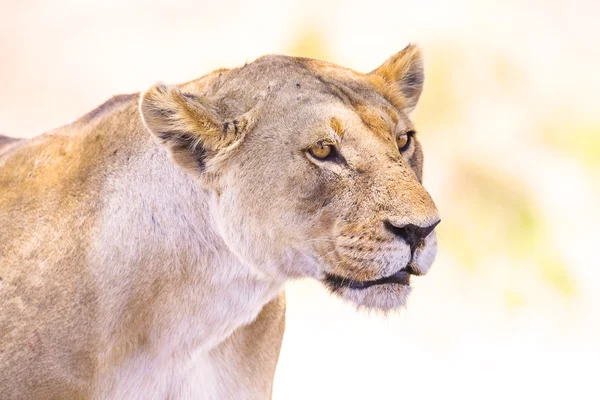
[2, 1, 599, 399]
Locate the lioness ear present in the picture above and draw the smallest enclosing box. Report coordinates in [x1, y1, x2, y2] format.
[140, 83, 254, 174]
[370, 44, 424, 113]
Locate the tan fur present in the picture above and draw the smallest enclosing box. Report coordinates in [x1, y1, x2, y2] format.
[0, 44, 439, 399]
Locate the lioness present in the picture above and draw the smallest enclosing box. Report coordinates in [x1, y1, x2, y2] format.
[0, 44, 439, 399]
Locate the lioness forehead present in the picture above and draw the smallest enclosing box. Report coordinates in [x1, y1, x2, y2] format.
[196, 55, 404, 121]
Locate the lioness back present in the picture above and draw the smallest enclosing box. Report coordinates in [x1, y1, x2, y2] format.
[0, 94, 143, 398]
[0, 135, 22, 158]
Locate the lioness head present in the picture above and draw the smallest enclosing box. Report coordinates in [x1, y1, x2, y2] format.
[140, 45, 440, 310]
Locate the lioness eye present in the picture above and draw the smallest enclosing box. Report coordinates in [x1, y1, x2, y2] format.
[397, 131, 415, 152]
[308, 143, 334, 160]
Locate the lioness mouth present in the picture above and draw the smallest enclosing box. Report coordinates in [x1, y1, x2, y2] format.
[324, 268, 411, 291]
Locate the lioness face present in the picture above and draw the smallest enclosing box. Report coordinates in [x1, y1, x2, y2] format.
[141, 45, 440, 310]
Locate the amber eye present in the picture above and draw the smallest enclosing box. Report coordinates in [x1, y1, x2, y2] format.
[397, 131, 414, 152]
[308, 143, 334, 160]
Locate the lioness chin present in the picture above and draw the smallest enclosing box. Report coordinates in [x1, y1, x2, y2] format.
[0, 44, 439, 399]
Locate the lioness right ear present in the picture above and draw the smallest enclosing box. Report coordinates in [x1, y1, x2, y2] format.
[139, 83, 253, 174]
[370, 44, 424, 114]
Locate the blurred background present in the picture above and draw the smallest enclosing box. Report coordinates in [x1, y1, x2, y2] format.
[2, 0, 598, 398]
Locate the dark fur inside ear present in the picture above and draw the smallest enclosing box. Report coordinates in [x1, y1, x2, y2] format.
[139, 83, 225, 174]
[400, 60, 424, 105]
[371, 44, 425, 113]
[160, 130, 207, 172]
[140, 82, 259, 176]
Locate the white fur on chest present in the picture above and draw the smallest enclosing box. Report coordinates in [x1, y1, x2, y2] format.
[96, 277, 282, 400]
[89, 150, 285, 399]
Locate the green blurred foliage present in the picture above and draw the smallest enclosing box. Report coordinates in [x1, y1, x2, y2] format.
[287, 29, 330, 60]
[414, 45, 461, 131]
[539, 258, 577, 297]
[441, 163, 576, 300]
[543, 122, 600, 168]
[504, 288, 527, 308]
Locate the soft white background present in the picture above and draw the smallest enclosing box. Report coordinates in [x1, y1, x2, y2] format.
[2, 1, 599, 398]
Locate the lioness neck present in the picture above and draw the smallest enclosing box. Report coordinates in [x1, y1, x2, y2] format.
[82, 104, 284, 391]
[0, 95, 284, 397]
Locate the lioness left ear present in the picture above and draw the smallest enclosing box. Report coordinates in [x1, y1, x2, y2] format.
[139, 83, 255, 175]
[370, 44, 424, 114]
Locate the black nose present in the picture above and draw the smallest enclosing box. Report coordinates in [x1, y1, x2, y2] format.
[384, 219, 440, 249]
